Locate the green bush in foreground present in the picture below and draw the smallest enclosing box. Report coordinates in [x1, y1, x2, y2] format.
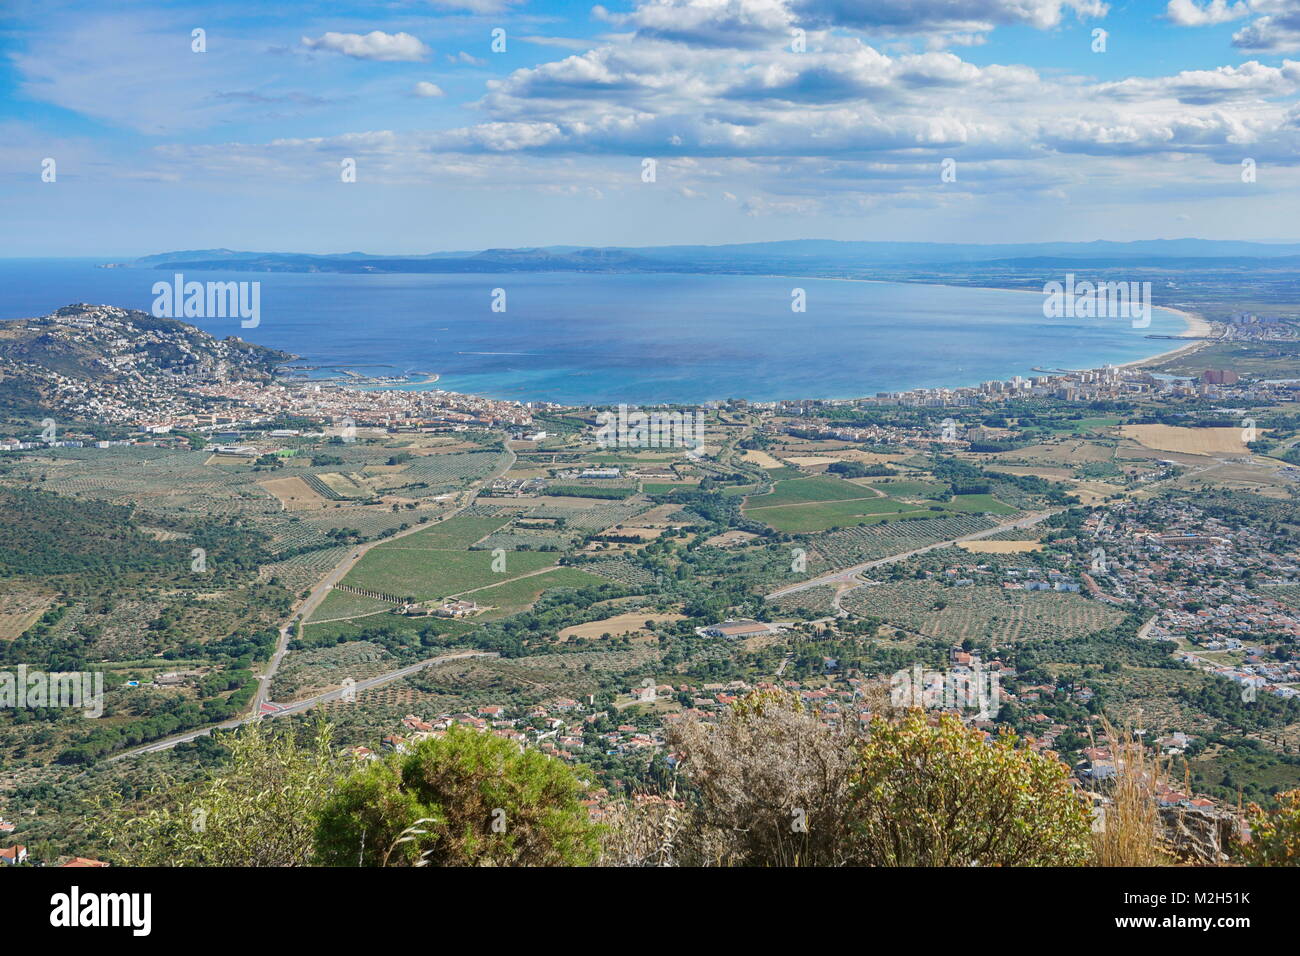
[852, 710, 1092, 866]
[314, 724, 601, 866]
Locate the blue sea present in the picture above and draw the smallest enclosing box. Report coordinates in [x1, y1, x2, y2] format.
[0, 259, 1189, 405]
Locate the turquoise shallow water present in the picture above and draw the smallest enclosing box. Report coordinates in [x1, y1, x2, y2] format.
[0, 261, 1188, 405]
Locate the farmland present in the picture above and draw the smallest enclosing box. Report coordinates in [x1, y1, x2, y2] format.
[340, 547, 558, 603]
[841, 581, 1123, 644]
[743, 472, 1017, 533]
[1119, 424, 1250, 457]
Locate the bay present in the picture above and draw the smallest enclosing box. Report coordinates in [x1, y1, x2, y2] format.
[0, 260, 1189, 405]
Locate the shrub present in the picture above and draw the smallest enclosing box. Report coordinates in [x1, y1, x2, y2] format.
[852, 710, 1091, 866]
[1242, 789, 1300, 866]
[314, 724, 601, 866]
[666, 689, 861, 866]
[96, 720, 341, 867]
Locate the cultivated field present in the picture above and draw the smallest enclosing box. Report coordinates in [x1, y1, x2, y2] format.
[342, 548, 558, 602]
[842, 581, 1123, 644]
[558, 611, 684, 641]
[259, 476, 333, 510]
[957, 540, 1043, 553]
[1120, 425, 1249, 456]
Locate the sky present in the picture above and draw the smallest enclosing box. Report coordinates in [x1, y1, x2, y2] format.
[4, 0, 1300, 256]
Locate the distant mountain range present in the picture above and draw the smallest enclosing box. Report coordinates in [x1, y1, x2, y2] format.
[109, 239, 1300, 275]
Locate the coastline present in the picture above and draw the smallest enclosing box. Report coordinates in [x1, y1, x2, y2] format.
[331, 276, 1213, 403]
[741, 273, 1215, 377]
[1117, 305, 1214, 369]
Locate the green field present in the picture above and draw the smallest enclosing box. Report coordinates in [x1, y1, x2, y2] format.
[342, 548, 557, 602]
[643, 482, 700, 495]
[372, 513, 508, 550]
[746, 497, 921, 533]
[308, 588, 395, 622]
[744, 475, 1016, 533]
[866, 480, 947, 498]
[471, 567, 609, 618]
[747, 475, 879, 508]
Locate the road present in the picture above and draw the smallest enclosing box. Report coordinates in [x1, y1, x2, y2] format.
[766, 451, 1236, 605]
[765, 509, 1061, 601]
[115, 650, 496, 759]
[248, 443, 516, 715]
[113, 444, 518, 762]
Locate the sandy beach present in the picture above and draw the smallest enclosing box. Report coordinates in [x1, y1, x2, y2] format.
[1118, 306, 1215, 369]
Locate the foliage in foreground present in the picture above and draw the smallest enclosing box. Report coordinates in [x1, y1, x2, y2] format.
[97, 720, 340, 867]
[663, 690, 1092, 867]
[1242, 789, 1300, 866]
[315, 724, 602, 866]
[853, 710, 1091, 866]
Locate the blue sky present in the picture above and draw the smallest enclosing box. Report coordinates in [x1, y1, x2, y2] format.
[4, 0, 1300, 255]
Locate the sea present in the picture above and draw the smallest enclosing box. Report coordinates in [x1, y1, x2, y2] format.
[0, 259, 1190, 405]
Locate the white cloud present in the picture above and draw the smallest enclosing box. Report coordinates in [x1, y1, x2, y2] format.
[413, 81, 446, 97]
[1233, 2, 1300, 52]
[1097, 60, 1300, 104]
[449, 50, 488, 66]
[790, 0, 1109, 35]
[1165, 0, 1250, 26]
[300, 31, 431, 62]
[595, 0, 1108, 50]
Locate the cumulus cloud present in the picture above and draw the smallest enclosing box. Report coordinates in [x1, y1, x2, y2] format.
[1165, 0, 1250, 26]
[595, 0, 795, 50]
[789, 0, 1109, 35]
[413, 81, 446, 97]
[1233, 2, 1300, 52]
[594, 0, 1108, 50]
[300, 31, 430, 62]
[1097, 60, 1300, 104]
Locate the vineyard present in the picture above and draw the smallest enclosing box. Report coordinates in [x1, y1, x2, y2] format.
[528, 498, 651, 531]
[306, 588, 396, 623]
[397, 450, 508, 491]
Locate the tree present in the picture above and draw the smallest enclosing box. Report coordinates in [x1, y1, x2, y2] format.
[314, 725, 601, 866]
[96, 720, 341, 867]
[852, 711, 1090, 866]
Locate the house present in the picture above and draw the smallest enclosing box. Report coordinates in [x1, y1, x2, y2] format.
[700, 619, 773, 639]
[0, 845, 28, 865]
[59, 857, 109, 868]
[437, 600, 479, 618]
